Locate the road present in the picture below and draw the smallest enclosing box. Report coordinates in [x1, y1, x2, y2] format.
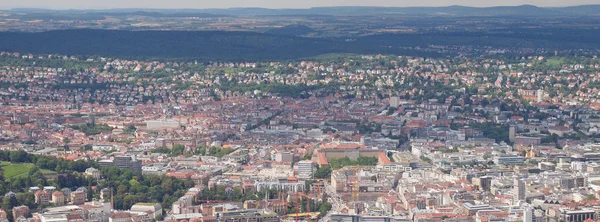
[319, 181, 346, 222]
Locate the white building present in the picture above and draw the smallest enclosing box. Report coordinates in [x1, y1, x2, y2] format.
[390, 96, 401, 108]
[536, 89, 543, 102]
[85, 168, 102, 179]
[145, 119, 181, 129]
[297, 160, 315, 179]
[130, 203, 162, 219]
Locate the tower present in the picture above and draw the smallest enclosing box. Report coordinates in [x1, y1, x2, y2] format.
[523, 205, 534, 222]
[536, 89, 543, 103]
[513, 178, 525, 205]
[509, 125, 516, 143]
[390, 96, 400, 108]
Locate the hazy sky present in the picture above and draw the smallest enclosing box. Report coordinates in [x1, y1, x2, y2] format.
[1, 0, 599, 9]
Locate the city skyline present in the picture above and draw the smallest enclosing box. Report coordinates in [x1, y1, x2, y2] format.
[1, 0, 599, 10]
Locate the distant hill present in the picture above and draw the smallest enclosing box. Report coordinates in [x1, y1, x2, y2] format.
[0, 29, 352, 61]
[304, 5, 563, 16]
[11, 5, 600, 17]
[265, 25, 315, 36]
[552, 5, 600, 16]
[0, 29, 599, 61]
[9, 5, 600, 17]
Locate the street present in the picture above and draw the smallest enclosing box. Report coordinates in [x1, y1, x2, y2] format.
[320, 181, 346, 222]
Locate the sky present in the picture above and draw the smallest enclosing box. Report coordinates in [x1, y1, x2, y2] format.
[1, 0, 599, 9]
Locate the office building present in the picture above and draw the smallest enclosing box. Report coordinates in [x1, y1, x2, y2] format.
[99, 155, 142, 174]
[513, 179, 525, 205]
[296, 160, 315, 179]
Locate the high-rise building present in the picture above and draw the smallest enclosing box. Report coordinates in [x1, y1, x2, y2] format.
[390, 96, 400, 108]
[472, 176, 493, 191]
[560, 177, 575, 190]
[509, 125, 516, 143]
[523, 205, 534, 222]
[513, 178, 525, 205]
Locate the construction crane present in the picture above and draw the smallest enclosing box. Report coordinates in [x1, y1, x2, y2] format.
[296, 192, 315, 222]
[351, 180, 359, 203]
[312, 179, 328, 201]
[346, 166, 362, 204]
[283, 192, 317, 222]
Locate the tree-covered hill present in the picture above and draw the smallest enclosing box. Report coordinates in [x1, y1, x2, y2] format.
[1, 28, 599, 61]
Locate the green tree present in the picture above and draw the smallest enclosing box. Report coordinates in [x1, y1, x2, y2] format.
[319, 202, 332, 215]
[314, 165, 332, 179]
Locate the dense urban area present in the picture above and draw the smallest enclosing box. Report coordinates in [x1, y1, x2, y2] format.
[1, 4, 600, 222]
[0, 50, 600, 222]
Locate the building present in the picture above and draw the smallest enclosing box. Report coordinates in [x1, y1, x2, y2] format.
[51, 191, 65, 206]
[560, 177, 575, 190]
[114, 155, 142, 174]
[513, 179, 525, 205]
[515, 136, 541, 146]
[0, 208, 7, 221]
[274, 152, 294, 163]
[61, 188, 72, 202]
[523, 205, 534, 222]
[142, 165, 167, 175]
[461, 203, 495, 216]
[34, 190, 50, 205]
[131, 203, 163, 219]
[495, 155, 524, 165]
[255, 179, 305, 193]
[560, 209, 595, 222]
[43, 186, 56, 193]
[536, 89, 544, 102]
[100, 188, 111, 202]
[172, 196, 201, 215]
[85, 167, 102, 179]
[330, 214, 410, 222]
[509, 125, 516, 142]
[548, 126, 572, 137]
[71, 191, 86, 205]
[571, 162, 587, 173]
[296, 160, 314, 179]
[12, 206, 29, 220]
[390, 96, 401, 108]
[145, 119, 181, 129]
[100, 155, 142, 174]
[215, 209, 279, 222]
[472, 176, 493, 191]
[109, 212, 133, 222]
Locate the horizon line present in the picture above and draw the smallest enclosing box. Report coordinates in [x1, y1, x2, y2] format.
[3, 4, 600, 11]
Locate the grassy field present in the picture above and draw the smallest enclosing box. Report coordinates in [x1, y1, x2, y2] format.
[544, 57, 566, 69]
[0, 161, 55, 179]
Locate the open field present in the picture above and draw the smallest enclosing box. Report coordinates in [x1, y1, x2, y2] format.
[0, 161, 55, 179]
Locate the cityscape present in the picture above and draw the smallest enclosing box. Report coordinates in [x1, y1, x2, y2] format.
[1, 1, 600, 222]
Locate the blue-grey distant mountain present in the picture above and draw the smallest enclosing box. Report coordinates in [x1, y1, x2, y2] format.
[551, 5, 600, 16]
[8, 5, 600, 17]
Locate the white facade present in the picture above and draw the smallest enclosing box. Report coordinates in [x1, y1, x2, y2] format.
[130, 203, 162, 219]
[297, 160, 314, 179]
